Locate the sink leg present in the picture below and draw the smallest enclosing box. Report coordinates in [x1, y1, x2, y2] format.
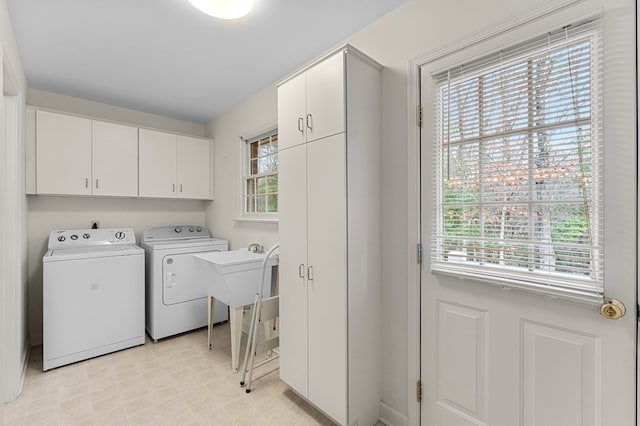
[208, 296, 215, 350]
[230, 306, 244, 373]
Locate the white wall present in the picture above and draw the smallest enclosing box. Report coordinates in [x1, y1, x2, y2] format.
[0, 0, 28, 403]
[26, 90, 209, 345]
[27, 89, 206, 136]
[204, 84, 279, 249]
[205, 0, 564, 422]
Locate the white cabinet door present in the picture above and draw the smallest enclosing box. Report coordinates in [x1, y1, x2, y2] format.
[92, 121, 138, 197]
[36, 110, 92, 195]
[139, 129, 177, 198]
[307, 134, 348, 425]
[306, 52, 345, 143]
[278, 144, 309, 397]
[277, 72, 307, 150]
[177, 135, 211, 199]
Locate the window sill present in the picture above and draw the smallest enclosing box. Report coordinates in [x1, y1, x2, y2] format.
[234, 217, 279, 224]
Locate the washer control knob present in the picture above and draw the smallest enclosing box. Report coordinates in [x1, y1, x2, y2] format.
[83, 233, 90, 239]
[57, 236, 66, 242]
[189, 227, 194, 232]
[196, 227, 201, 232]
[174, 227, 182, 233]
[70, 234, 78, 240]
[114, 231, 126, 240]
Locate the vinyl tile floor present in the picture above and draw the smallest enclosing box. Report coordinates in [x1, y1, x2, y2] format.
[0, 323, 341, 426]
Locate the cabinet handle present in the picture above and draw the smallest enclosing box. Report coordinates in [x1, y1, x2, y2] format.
[180, 183, 183, 193]
[95, 179, 99, 189]
[85, 178, 88, 188]
[172, 184, 176, 193]
[307, 266, 313, 281]
[298, 264, 305, 278]
[297, 117, 304, 134]
[306, 113, 313, 130]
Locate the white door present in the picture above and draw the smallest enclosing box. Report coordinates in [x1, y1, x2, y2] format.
[177, 135, 211, 199]
[36, 110, 92, 195]
[277, 72, 307, 150]
[92, 120, 138, 197]
[307, 134, 347, 425]
[278, 143, 309, 396]
[420, 8, 636, 426]
[139, 128, 177, 198]
[305, 52, 345, 143]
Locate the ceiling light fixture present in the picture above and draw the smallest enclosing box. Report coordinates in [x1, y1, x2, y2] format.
[186, 0, 254, 20]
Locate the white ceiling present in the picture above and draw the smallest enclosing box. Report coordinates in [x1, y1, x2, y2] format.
[7, 0, 408, 124]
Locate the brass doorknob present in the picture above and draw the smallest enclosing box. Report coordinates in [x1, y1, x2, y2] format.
[600, 298, 625, 320]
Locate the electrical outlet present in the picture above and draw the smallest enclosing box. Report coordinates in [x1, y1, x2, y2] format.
[90, 220, 100, 229]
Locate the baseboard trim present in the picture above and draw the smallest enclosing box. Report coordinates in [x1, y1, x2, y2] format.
[379, 401, 408, 426]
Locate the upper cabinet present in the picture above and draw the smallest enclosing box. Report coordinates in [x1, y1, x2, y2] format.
[36, 110, 92, 195]
[92, 121, 139, 197]
[31, 109, 212, 200]
[277, 51, 345, 150]
[176, 135, 211, 199]
[139, 129, 212, 200]
[36, 110, 138, 197]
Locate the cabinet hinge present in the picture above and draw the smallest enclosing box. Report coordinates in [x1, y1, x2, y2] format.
[416, 105, 423, 128]
[416, 380, 423, 403]
[417, 243, 424, 265]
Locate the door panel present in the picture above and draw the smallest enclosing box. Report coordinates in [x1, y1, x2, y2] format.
[278, 73, 307, 150]
[436, 301, 486, 425]
[522, 321, 598, 426]
[177, 136, 211, 199]
[139, 129, 177, 198]
[307, 134, 347, 424]
[92, 120, 138, 197]
[306, 52, 345, 142]
[278, 144, 309, 396]
[36, 110, 91, 195]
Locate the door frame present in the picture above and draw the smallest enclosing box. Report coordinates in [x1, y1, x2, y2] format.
[405, 1, 623, 424]
[1, 43, 27, 404]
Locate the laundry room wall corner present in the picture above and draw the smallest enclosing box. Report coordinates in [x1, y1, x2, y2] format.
[204, 84, 279, 249]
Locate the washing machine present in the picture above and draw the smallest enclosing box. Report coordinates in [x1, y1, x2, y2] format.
[141, 225, 229, 341]
[42, 228, 145, 371]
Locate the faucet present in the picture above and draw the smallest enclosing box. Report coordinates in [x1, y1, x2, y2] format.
[248, 243, 264, 254]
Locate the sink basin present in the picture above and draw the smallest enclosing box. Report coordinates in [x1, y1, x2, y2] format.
[193, 249, 279, 308]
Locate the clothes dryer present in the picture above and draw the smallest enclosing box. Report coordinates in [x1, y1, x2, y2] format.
[42, 228, 144, 371]
[141, 225, 228, 341]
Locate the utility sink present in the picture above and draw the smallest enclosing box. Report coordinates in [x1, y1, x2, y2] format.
[194, 248, 279, 373]
[193, 249, 279, 308]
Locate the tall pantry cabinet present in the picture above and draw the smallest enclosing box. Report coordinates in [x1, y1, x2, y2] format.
[278, 45, 382, 426]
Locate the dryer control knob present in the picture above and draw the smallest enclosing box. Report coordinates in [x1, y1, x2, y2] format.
[70, 234, 78, 240]
[57, 236, 66, 242]
[174, 227, 182, 233]
[114, 231, 125, 240]
[196, 227, 201, 232]
[83, 233, 90, 239]
[189, 227, 194, 232]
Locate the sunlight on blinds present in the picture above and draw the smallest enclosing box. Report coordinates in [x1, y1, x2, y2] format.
[431, 21, 604, 303]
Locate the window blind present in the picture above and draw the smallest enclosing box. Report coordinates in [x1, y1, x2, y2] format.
[431, 21, 604, 303]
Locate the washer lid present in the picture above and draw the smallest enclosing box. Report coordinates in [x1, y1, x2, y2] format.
[43, 244, 143, 262]
[140, 237, 228, 251]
